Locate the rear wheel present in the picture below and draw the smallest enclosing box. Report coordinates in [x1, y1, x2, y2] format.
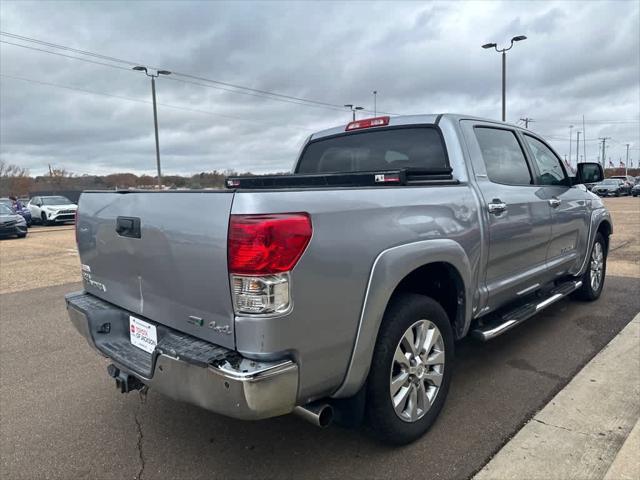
[365, 293, 453, 445]
[574, 232, 607, 301]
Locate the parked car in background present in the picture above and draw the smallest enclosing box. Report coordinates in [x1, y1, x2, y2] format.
[609, 175, 636, 187]
[632, 183, 640, 197]
[592, 178, 629, 196]
[0, 203, 28, 238]
[66, 114, 611, 445]
[610, 175, 635, 191]
[27, 195, 78, 225]
[0, 197, 32, 226]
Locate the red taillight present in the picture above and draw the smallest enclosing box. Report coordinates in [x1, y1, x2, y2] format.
[228, 213, 312, 275]
[345, 116, 390, 131]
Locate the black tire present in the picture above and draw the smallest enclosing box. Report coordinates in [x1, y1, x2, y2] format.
[573, 232, 607, 301]
[41, 213, 49, 226]
[17, 233, 27, 238]
[365, 293, 454, 445]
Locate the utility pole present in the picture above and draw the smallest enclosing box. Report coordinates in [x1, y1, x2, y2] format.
[519, 117, 533, 129]
[625, 143, 630, 175]
[575, 131, 581, 164]
[582, 115, 586, 165]
[599, 137, 611, 168]
[569, 125, 574, 162]
[373, 91, 378, 117]
[133, 66, 172, 189]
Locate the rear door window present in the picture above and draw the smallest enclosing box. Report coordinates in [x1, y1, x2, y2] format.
[474, 127, 532, 185]
[296, 127, 448, 174]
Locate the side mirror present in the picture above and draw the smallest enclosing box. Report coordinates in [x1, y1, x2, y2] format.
[575, 162, 603, 185]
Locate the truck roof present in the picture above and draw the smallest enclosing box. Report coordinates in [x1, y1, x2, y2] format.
[309, 113, 525, 141]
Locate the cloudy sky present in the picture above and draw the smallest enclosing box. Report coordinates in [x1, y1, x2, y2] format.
[1, 0, 638, 176]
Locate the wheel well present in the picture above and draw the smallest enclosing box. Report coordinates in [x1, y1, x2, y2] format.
[390, 262, 465, 338]
[597, 220, 612, 252]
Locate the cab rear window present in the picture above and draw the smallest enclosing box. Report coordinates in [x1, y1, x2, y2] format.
[296, 127, 448, 174]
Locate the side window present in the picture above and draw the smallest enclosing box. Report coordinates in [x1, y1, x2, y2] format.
[474, 127, 532, 185]
[524, 135, 568, 186]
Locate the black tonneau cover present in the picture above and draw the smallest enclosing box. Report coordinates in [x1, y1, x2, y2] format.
[225, 168, 454, 190]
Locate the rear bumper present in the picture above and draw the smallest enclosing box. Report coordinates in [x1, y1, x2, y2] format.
[65, 291, 299, 420]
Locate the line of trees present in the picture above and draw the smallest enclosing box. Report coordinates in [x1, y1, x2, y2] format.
[1, 160, 638, 198]
[0, 160, 268, 197]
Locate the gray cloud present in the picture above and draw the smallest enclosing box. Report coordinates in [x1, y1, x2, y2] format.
[1, 0, 638, 176]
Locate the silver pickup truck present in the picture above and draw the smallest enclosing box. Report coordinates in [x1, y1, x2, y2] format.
[66, 114, 611, 444]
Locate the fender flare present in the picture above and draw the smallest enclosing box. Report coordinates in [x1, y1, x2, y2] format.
[331, 238, 473, 398]
[575, 208, 613, 277]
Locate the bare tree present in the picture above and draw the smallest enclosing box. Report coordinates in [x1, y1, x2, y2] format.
[0, 160, 32, 196]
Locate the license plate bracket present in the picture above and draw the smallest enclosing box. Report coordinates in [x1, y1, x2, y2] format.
[129, 315, 157, 354]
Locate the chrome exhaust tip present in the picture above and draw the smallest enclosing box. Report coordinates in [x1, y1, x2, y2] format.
[293, 401, 334, 428]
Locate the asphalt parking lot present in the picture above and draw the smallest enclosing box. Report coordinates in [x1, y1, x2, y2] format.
[1, 198, 639, 479]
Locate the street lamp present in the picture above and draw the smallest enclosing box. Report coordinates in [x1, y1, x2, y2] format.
[482, 35, 527, 122]
[569, 125, 574, 162]
[344, 104, 364, 121]
[133, 66, 171, 189]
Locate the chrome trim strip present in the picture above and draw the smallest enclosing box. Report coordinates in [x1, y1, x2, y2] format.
[517, 283, 540, 296]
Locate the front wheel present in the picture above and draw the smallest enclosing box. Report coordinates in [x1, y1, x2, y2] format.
[574, 232, 607, 301]
[365, 293, 454, 445]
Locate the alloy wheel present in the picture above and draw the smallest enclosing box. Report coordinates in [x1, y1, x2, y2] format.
[389, 319, 445, 423]
[590, 242, 604, 292]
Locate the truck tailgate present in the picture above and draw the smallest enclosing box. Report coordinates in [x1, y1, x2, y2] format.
[77, 191, 236, 349]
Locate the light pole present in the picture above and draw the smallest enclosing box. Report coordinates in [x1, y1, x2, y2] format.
[575, 131, 581, 165]
[482, 35, 527, 122]
[344, 104, 364, 121]
[133, 66, 171, 189]
[373, 91, 378, 117]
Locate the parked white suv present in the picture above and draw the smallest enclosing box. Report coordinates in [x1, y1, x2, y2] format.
[28, 195, 77, 225]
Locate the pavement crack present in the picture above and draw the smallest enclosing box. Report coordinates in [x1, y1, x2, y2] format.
[532, 418, 592, 437]
[134, 389, 148, 480]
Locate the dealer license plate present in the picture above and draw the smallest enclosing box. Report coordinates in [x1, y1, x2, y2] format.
[129, 315, 157, 354]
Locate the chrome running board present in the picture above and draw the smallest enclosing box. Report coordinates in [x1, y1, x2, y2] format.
[471, 280, 582, 341]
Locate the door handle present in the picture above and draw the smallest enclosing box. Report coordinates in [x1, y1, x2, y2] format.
[487, 200, 507, 214]
[548, 198, 562, 208]
[116, 216, 141, 238]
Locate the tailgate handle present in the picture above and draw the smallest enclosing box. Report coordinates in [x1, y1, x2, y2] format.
[116, 216, 141, 238]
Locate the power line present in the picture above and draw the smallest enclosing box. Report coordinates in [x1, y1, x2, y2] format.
[0, 31, 141, 66]
[0, 40, 348, 113]
[165, 76, 347, 112]
[531, 118, 640, 125]
[0, 30, 395, 115]
[0, 40, 132, 71]
[0, 73, 316, 129]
